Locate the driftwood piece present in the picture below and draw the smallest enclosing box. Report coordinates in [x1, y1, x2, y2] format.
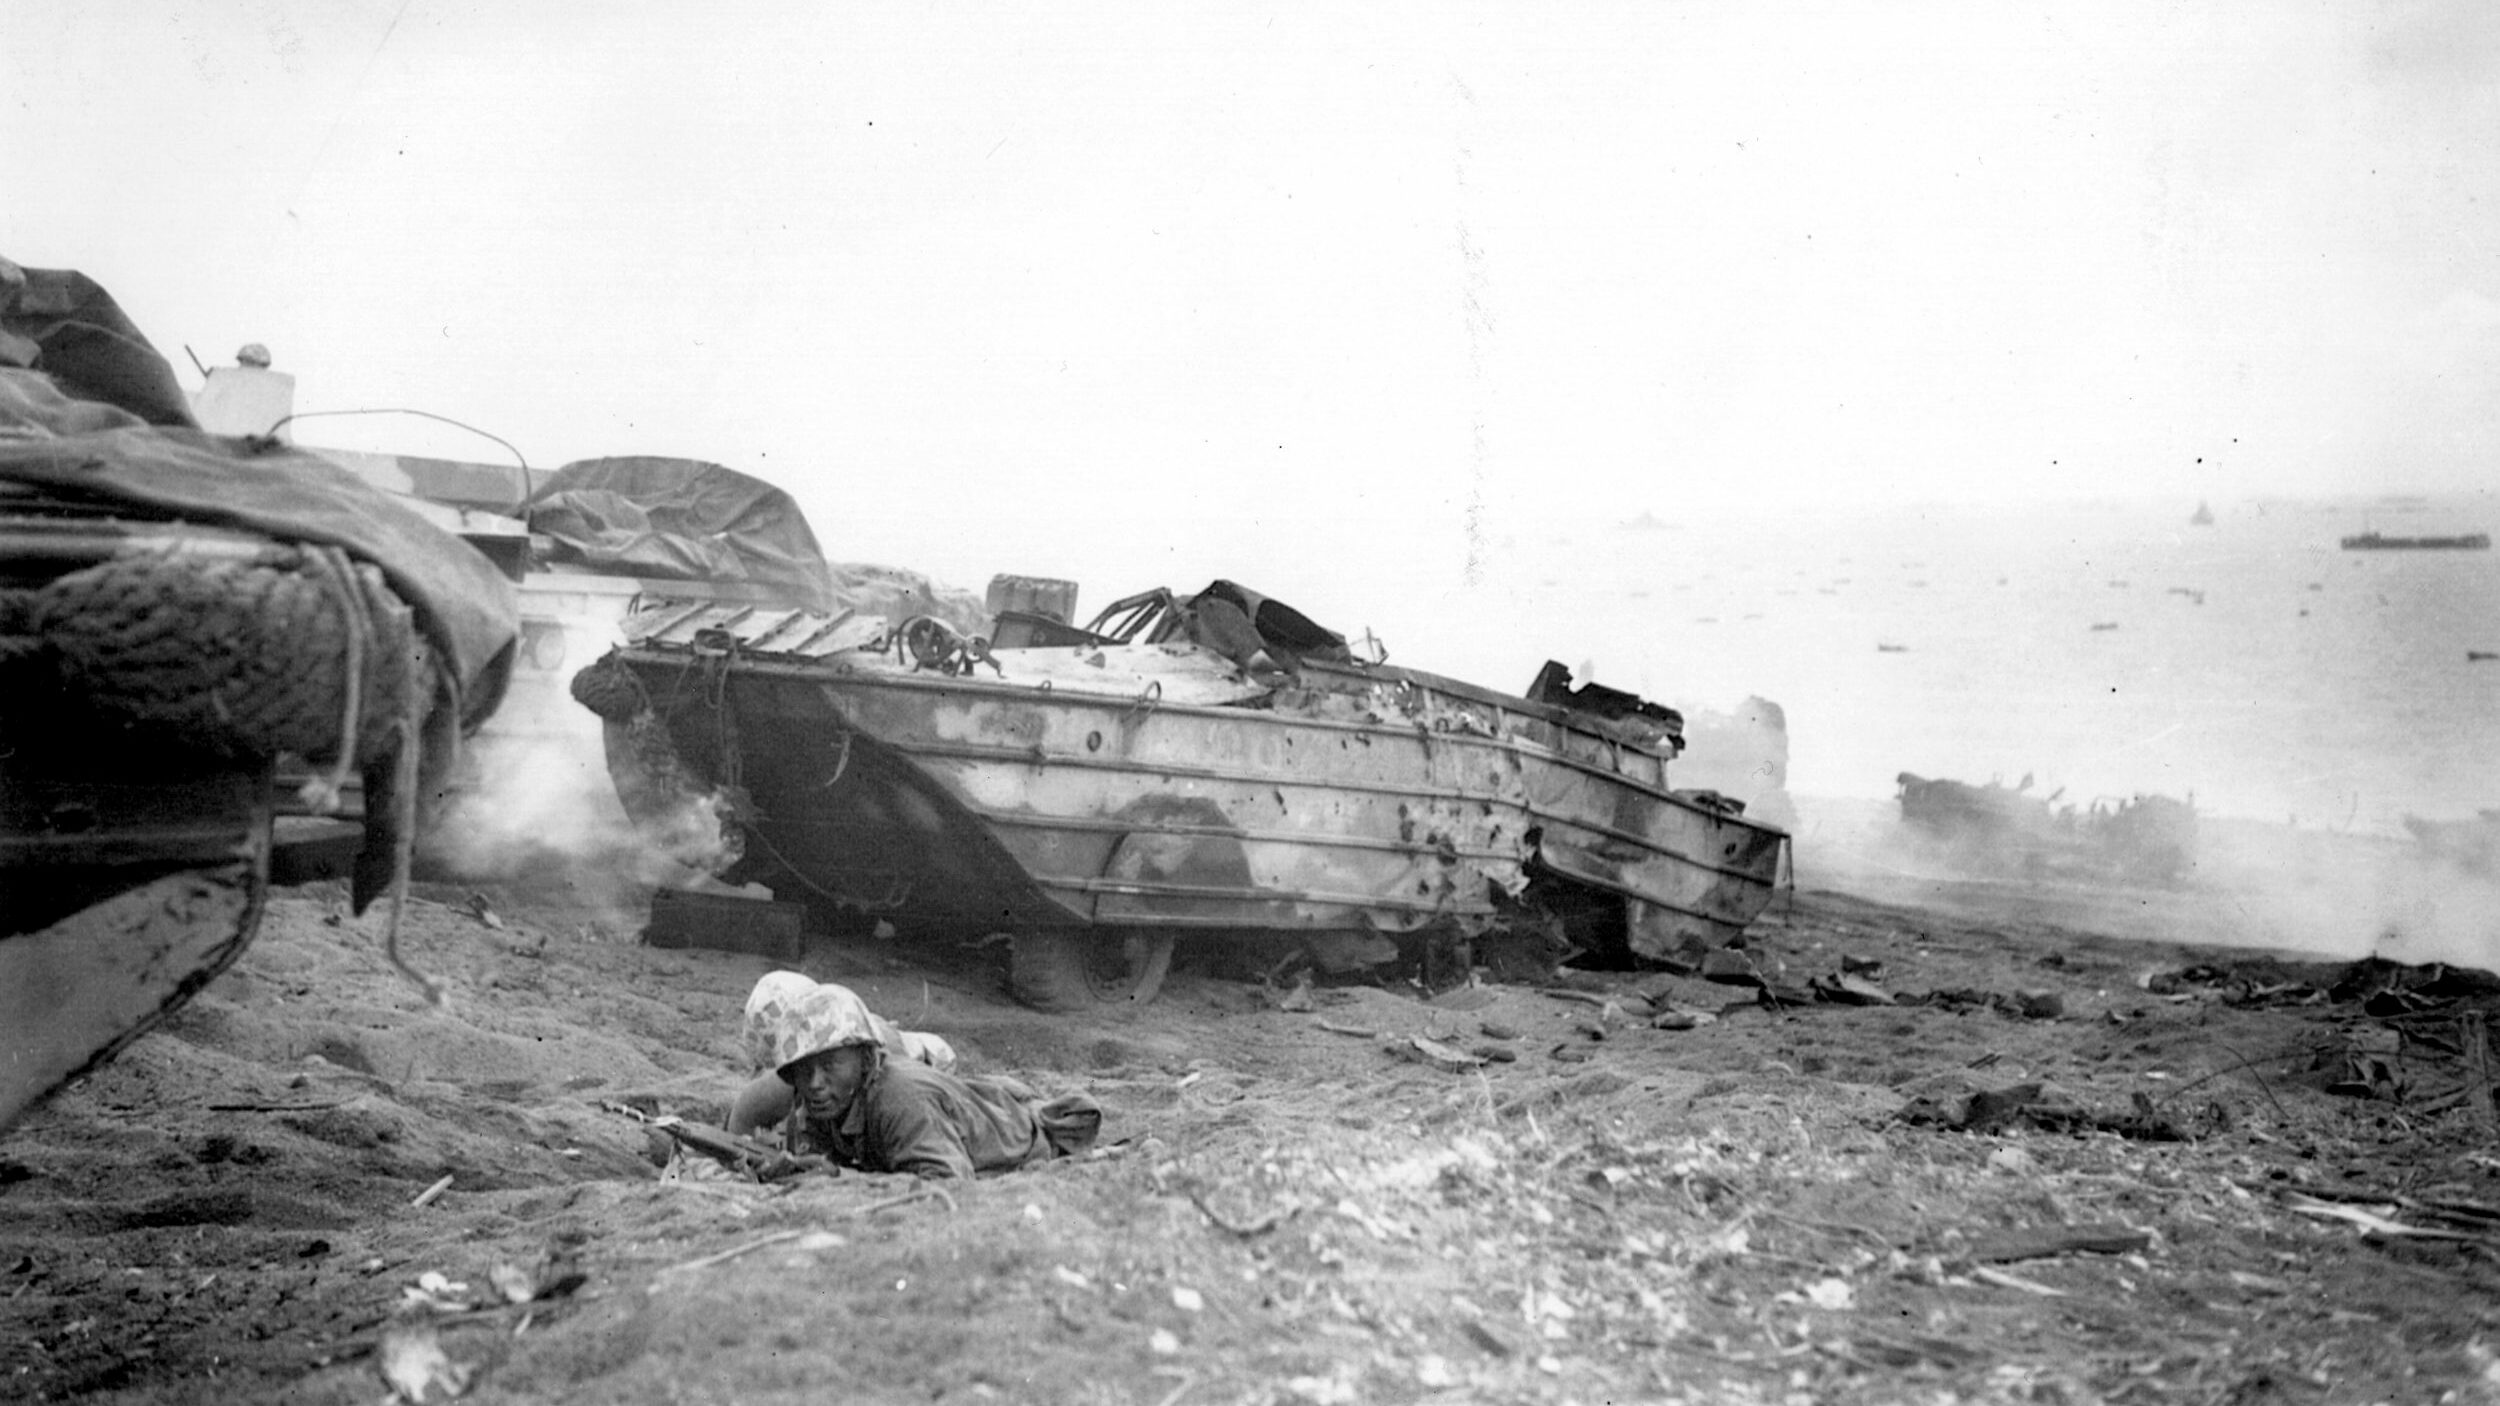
[1970, 1265, 2066, 1297]
[2283, 1194, 2471, 1240]
[1541, 988, 1648, 1017]
[2233, 1178, 2500, 1234]
[1966, 1224, 2152, 1263]
[1385, 1035, 1484, 1072]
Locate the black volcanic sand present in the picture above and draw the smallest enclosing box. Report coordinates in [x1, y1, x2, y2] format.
[4, 838, 2499, 1404]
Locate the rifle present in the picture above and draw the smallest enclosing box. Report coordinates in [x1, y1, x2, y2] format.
[603, 1102, 834, 1183]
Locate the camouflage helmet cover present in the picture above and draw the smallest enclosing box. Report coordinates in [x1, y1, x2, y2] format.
[744, 971, 883, 1075]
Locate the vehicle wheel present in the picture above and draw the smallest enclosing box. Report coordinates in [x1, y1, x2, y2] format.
[1010, 930, 1174, 1013]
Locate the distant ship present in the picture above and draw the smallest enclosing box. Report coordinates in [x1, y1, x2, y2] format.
[2189, 500, 2213, 526]
[2339, 530, 2490, 551]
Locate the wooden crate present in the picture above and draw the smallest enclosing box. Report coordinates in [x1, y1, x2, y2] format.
[642, 888, 806, 962]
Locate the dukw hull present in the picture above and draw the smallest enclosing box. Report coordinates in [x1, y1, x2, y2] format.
[593, 599, 1787, 1009]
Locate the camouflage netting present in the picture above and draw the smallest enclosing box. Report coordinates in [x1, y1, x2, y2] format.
[5, 544, 424, 768]
[0, 256, 520, 921]
[567, 650, 648, 722]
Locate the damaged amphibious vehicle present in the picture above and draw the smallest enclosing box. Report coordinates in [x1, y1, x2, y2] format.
[1896, 771, 2196, 885]
[576, 578, 1789, 1012]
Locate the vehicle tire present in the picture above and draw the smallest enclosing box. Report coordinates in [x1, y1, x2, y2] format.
[1011, 930, 1174, 1013]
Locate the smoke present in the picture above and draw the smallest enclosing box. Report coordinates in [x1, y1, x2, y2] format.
[416, 649, 724, 932]
[1676, 697, 1799, 830]
[1787, 796, 2500, 976]
[2191, 820, 2500, 972]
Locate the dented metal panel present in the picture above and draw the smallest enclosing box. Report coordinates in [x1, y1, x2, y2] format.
[598, 592, 1788, 962]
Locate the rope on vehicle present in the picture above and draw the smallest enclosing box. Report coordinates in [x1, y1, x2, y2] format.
[0, 538, 451, 1002]
[378, 696, 445, 1008]
[293, 545, 368, 813]
[11, 541, 419, 769]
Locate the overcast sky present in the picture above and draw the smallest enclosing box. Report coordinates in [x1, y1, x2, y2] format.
[9, 2, 2496, 591]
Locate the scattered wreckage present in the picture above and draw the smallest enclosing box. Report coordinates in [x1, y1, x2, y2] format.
[0, 259, 518, 1132]
[576, 581, 1790, 1011]
[1895, 771, 2195, 885]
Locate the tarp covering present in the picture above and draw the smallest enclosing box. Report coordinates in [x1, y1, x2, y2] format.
[828, 561, 987, 635]
[527, 456, 838, 613]
[0, 258, 198, 431]
[0, 261, 517, 724]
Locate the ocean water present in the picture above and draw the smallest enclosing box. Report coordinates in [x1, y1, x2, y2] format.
[1330, 489, 2498, 967]
[1350, 491, 2500, 840]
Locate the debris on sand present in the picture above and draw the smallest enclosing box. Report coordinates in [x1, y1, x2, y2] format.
[377, 1317, 473, 1403]
[10, 878, 2500, 1402]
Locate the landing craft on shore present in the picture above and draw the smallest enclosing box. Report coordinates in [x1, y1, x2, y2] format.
[577, 581, 1789, 1011]
[1895, 771, 2195, 885]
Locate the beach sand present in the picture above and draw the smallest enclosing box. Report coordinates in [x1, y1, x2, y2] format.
[4, 826, 2498, 1404]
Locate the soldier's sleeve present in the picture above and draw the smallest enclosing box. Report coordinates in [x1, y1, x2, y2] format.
[867, 1080, 976, 1179]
